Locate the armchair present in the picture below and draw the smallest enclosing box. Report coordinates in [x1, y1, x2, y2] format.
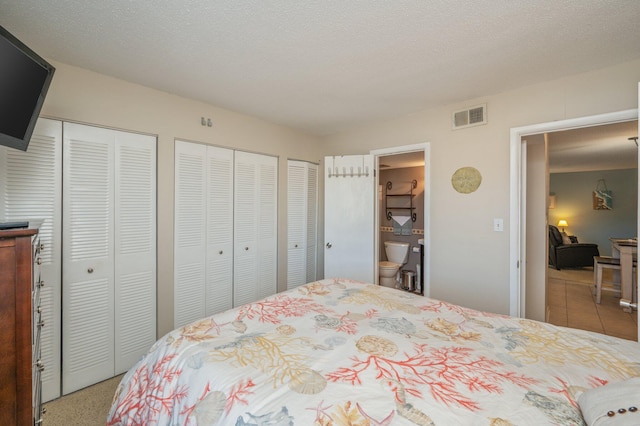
[548, 225, 600, 270]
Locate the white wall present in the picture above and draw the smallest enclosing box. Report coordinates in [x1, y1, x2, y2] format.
[550, 168, 638, 255]
[38, 58, 640, 333]
[321, 59, 640, 315]
[40, 61, 323, 336]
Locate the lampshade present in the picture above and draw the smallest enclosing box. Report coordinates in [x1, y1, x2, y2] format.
[557, 219, 568, 228]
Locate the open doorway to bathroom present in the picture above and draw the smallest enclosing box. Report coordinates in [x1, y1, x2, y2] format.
[376, 150, 426, 294]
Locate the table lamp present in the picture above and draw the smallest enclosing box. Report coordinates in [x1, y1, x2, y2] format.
[557, 219, 568, 232]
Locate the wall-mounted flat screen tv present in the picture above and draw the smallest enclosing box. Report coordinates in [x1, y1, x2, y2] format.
[0, 25, 55, 151]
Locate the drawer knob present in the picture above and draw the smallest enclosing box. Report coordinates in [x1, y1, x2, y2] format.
[245, 247, 249, 251]
[219, 250, 223, 255]
[88, 267, 94, 273]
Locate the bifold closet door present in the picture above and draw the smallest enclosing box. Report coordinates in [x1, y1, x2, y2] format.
[0, 118, 62, 402]
[234, 151, 277, 305]
[114, 131, 157, 374]
[287, 160, 318, 290]
[174, 141, 207, 328]
[174, 141, 233, 328]
[174, 143, 276, 324]
[305, 164, 318, 283]
[205, 146, 234, 316]
[63, 123, 156, 394]
[62, 124, 115, 394]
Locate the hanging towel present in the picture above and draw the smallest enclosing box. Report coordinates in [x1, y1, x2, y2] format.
[392, 215, 412, 236]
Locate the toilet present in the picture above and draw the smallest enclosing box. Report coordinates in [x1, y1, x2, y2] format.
[379, 241, 410, 288]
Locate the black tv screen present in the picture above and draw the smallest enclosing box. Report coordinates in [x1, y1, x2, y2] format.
[0, 25, 55, 151]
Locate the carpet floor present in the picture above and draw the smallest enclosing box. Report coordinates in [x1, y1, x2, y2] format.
[43, 374, 122, 425]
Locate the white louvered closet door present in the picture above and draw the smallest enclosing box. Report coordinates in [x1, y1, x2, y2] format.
[0, 118, 62, 402]
[305, 163, 318, 283]
[63, 123, 115, 394]
[287, 161, 306, 289]
[174, 141, 207, 328]
[287, 161, 319, 290]
[63, 123, 157, 394]
[114, 131, 156, 374]
[256, 155, 278, 300]
[234, 151, 277, 306]
[206, 146, 234, 316]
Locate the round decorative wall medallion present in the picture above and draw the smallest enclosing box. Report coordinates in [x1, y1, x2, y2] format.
[451, 166, 482, 194]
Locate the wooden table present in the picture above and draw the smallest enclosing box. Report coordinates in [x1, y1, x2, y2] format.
[610, 238, 637, 311]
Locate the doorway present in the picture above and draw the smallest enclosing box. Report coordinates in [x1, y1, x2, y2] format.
[371, 143, 431, 296]
[544, 121, 638, 340]
[510, 108, 639, 340]
[377, 152, 425, 292]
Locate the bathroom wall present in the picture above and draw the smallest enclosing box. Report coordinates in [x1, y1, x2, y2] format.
[379, 166, 425, 278]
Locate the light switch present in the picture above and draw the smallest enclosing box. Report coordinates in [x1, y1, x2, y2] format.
[493, 218, 504, 232]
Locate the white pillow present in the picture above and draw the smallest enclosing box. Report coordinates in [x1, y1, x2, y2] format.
[561, 232, 572, 245]
[578, 377, 640, 425]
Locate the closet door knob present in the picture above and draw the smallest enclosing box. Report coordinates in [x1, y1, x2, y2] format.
[219, 250, 223, 255]
[88, 267, 94, 273]
[326, 242, 332, 249]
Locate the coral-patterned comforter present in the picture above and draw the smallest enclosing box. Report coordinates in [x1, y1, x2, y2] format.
[107, 279, 640, 425]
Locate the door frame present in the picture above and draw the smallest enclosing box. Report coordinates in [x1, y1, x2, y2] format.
[509, 108, 638, 322]
[371, 143, 431, 296]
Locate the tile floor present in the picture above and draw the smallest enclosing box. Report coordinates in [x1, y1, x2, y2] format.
[547, 267, 638, 341]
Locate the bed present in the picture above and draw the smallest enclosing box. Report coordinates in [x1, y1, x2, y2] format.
[107, 278, 640, 425]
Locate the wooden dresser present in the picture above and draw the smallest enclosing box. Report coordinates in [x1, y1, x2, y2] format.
[0, 223, 43, 425]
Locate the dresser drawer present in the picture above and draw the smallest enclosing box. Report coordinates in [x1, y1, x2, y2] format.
[33, 362, 44, 424]
[33, 312, 43, 362]
[33, 234, 45, 425]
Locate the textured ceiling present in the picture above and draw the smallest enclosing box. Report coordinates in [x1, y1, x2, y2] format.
[1, 1, 640, 136]
[548, 120, 638, 173]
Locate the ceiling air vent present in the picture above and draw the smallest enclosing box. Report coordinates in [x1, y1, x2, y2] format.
[452, 104, 487, 130]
